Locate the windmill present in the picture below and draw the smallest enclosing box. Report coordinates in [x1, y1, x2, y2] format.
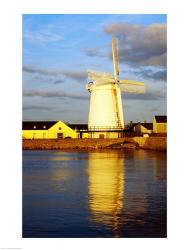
[86, 37, 145, 133]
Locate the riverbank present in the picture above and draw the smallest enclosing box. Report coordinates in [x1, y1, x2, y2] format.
[22, 137, 167, 151]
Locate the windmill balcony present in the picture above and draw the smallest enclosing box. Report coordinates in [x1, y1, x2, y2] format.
[88, 126, 124, 131]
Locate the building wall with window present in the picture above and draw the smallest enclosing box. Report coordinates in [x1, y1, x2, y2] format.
[22, 121, 77, 139]
[48, 121, 77, 138]
[23, 130, 48, 139]
[153, 116, 167, 133]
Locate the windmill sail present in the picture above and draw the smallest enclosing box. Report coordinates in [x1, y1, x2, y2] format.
[95, 78, 115, 86]
[88, 70, 113, 81]
[112, 37, 119, 81]
[120, 80, 145, 94]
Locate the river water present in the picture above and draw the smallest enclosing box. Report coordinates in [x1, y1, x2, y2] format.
[22, 149, 167, 238]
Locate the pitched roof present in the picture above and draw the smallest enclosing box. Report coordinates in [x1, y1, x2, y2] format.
[22, 121, 58, 130]
[22, 121, 88, 131]
[68, 124, 88, 130]
[141, 123, 153, 130]
[155, 115, 167, 123]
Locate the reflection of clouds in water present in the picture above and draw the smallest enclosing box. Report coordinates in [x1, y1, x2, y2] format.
[88, 151, 125, 236]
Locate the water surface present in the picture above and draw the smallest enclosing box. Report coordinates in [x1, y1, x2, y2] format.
[23, 149, 166, 237]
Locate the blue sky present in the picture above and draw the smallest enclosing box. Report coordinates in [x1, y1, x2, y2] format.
[23, 14, 167, 123]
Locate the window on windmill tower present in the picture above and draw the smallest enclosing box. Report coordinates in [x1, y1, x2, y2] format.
[59, 127, 62, 130]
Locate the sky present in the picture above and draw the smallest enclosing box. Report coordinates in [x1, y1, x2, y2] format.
[23, 14, 167, 123]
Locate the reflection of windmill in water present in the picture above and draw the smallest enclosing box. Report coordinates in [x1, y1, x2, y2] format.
[88, 151, 125, 237]
[88, 151, 151, 237]
[86, 37, 145, 138]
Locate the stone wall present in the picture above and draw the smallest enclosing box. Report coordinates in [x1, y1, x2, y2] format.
[132, 137, 167, 150]
[23, 137, 167, 151]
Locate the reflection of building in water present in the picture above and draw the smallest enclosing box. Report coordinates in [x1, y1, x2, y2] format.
[88, 151, 125, 237]
[132, 149, 167, 182]
[124, 150, 148, 218]
[122, 150, 165, 221]
[152, 152, 167, 182]
[46, 152, 73, 193]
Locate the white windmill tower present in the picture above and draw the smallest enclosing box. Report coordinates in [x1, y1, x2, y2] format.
[86, 37, 145, 137]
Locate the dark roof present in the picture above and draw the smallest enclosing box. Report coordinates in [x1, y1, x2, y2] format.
[141, 123, 153, 130]
[127, 122, 153, 130]
[22, 121, 58, 130]
[68, 124, 88, 130]
[22, 121, 88, 131]
[155, 116, 167, 123]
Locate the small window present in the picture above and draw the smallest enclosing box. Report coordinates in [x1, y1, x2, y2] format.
[99, 134, 104, 139]
[59, 127, 62, 130]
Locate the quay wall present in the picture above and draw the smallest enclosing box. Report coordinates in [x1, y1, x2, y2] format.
[22, 137, 167, 151]
[132, 137, 167, 151]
